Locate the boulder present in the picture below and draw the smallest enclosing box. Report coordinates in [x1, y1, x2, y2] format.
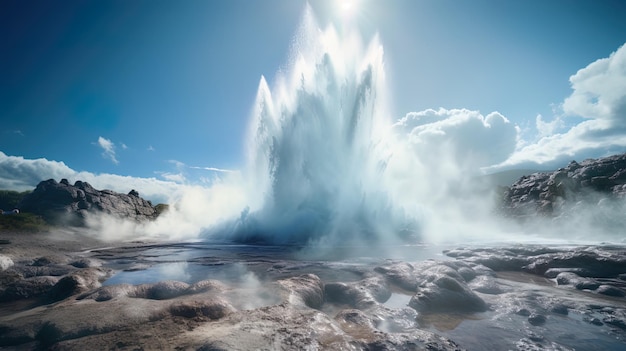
[276, 274, 324, 309]
[374, 262, 419, 292]
[0, 255, 13, 271]
[409, 275, 487, 313]
[468, 275, 504, 295]
[0, 276, 60, 302]
[18, 179, 158, 226]
[325, 277, 391, 309]
[46, 268, 109, 302]
[132, 281, 191, 300]
[169, 299, 235, 319]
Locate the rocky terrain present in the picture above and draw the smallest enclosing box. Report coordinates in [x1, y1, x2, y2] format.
[501, 153, 626, 219]
[18, 179, 159, 226]
[1, 231, 625, 350]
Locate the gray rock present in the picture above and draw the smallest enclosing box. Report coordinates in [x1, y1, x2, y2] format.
[584, 316, 604, 326]
[80, 279, 228, 302]
[603, 316, 626, 330]
[528, 313, 547, 326]
[469, 275, 504, 295]
[555, 272, 600, 290]
[544, 267, 590, 278]
[0, 255, 14, 271]
[524, 250, 626, 278]
[409, 274, 487, 313]
[276, 274, 324, 309]
[501, 153, 626, 218]
[169, 299, 235, 319]
[47, 268, 109, 301]
[597, 284, 625, 297]
[69, 258, 102, 269]
[14, 264, 77, 278]
[77, 284, 137, 302]
[193, 303, 462, 351]
[374, 262, 418, 291]
[133, 280, 191, 300]
[325, 276, 391, 309]
[186, 279, 228, 294]
[334, 309, 376, 329]
[18, 179, 158, 226]
[550, 304, 569, 315]
[0, 276, 60, 301]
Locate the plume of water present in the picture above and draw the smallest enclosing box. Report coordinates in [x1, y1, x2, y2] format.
[226, 8, 420, 246]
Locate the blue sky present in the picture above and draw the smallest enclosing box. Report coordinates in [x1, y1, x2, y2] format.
[2, 0, 626, 198]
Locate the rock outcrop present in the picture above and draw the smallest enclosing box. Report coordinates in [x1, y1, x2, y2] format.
[501, 153, 626, 218]
[18, 179, 158, 225]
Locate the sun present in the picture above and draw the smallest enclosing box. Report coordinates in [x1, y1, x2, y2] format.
[338, 0, 360, 19]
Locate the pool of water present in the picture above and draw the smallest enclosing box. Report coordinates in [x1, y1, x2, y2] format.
[383, 292, 412, 309]
[98, 241, 451, 286]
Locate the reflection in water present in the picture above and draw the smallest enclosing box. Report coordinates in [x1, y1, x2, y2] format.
[383, 293, 411, 309]
[104, 261, 195, 285]
[417, 312, 482, 332]
[99, 241, 450, 287]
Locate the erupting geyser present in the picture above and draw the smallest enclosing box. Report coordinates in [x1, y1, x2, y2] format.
[226, 9, 420, 245]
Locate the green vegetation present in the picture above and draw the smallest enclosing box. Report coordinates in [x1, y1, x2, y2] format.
[0, 189, 50, 232]
[0, 212, 51, 232]
[0, 190, 30, 211]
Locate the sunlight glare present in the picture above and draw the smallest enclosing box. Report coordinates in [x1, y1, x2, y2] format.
[338, 0, 359, 19]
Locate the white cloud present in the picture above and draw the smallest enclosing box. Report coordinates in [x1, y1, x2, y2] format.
[168, 159, 187, 171]
[97, 136, 118, 164]
[393, 108, 518, 169]
[189, 166, 238, 173]
[563, 44, 626, 122]
[159, 160, 239, 183]
[489, 42, 626, 171]
[147, 145, 155, 151]
[535, 114, 564, 138]
[161, 172, 186, 183]
[0, 151, 76, 191]
[389, 42, 626, 188]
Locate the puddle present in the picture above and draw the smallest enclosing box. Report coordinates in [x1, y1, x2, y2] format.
[383, 293, 412, 309]
[104, 261, 200, 285]
[104, 261, 264, 286]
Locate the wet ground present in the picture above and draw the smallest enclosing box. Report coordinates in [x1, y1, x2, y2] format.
[95, 242, 626, 350]
[2, 235, 626, 350]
